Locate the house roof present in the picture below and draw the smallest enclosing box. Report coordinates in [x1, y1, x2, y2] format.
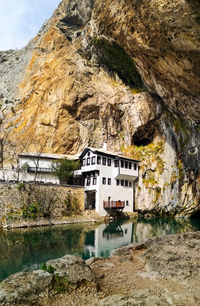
[18, 152, 79, 160]
[79, 147, 140, 162]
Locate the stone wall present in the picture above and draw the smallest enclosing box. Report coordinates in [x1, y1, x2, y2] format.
[0, 182, 84, 227]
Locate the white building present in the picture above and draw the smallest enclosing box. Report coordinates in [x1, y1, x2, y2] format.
[75, 146, 139, 216]
[17, 152, 79, 184]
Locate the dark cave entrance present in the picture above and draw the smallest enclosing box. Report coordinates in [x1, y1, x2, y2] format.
[133, 138, 152, 147]
[132, 124, 156, 147]
[190, 210, 200, 218]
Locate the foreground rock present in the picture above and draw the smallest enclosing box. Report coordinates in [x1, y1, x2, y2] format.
[95, 231, 200, 305]
[47, 254, 95, 285]
[1, 232, 200, 305]
[0, 270, 53, 305]
[0, 255, 96, 306]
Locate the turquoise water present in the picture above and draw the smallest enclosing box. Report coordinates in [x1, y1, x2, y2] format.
[0, 217, 200, 282]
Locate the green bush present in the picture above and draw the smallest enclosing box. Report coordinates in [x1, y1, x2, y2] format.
[22, 205, 39, 219]
[17, 182, 25, 191]
[41, 262, 55, 274]
[54, 273, 69, 292]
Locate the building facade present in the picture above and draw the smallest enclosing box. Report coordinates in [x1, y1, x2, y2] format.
[76, 147, 139, 216]
[17, 153, 80, 184]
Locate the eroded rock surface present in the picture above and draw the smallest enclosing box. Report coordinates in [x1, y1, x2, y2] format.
[47, 254, 95, 284]
[0, 0, 200, 216]
[0, 270, 53, 305]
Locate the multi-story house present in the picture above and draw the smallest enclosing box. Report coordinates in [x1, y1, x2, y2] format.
[75, 145, 139, 216]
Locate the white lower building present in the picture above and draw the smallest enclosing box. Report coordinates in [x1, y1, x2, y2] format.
[76, 146, 139, 216]
[17, 153, 79, 184]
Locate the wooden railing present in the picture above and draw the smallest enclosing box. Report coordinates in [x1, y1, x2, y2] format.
[103, 200, 125, 208]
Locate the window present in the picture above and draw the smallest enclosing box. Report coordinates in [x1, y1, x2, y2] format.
[134, 163, 137, 170]
[125, 229, 128, 234]
[93, 177, 97, 185]
[87, 151, 90, 156]
[129, 162, 132, 169]
[114, 160, 119, 167]
[125, 161, 128, 169]
[121, 180, 124, 186]
[86, 178, 91, 186]
[126, 200, 129, 206]
[129, 181, 132, 187]
[97, 156, 101, 164]
[87, 158, 90, 165]
[92, 156, 95, 165]
[102, 157, 106, 165]
[108, 178, 111, 185]
[121, 160, 124, 168]
[82, 159, 86, 166]
[116, 179, 120, 186]
[102, 177, 106, 184]
[108, 159, 111, 166]
[125, 180, 128, 187]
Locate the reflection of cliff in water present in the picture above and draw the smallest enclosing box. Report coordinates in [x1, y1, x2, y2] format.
[134, 217, 197, 242]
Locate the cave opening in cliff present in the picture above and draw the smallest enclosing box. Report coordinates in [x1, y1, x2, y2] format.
[133, 138, 152, 147]
[190, 210, 200, 218]
[93, 38, 144, 89]
[132, 124, 155, 147]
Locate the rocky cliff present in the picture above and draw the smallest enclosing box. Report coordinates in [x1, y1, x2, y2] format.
[0, 0, 200, 217]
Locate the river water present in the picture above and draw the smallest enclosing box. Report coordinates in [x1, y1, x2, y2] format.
[0, 217, 200, 282]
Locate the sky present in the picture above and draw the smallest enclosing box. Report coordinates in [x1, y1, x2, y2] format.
[0, 0, 61, 51]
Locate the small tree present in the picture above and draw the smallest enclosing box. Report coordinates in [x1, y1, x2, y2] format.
[53, 159, 80, 184]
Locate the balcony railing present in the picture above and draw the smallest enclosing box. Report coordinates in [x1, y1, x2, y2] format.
[28, 167, 53, 173]
[103, 200, 125, 209]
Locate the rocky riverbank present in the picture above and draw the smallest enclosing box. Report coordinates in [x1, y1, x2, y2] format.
[1, 231, 200, 305]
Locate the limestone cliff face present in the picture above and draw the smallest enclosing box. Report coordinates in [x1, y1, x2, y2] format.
[0, 0, 200, 216]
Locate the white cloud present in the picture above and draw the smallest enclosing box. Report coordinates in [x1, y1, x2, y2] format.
[0, 0, 61, 50]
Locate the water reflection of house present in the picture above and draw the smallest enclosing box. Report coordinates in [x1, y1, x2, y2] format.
[83, 221, 135, 259]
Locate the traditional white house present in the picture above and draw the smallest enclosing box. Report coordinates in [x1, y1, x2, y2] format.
[17, 152, 79, 184]
[75, 145, 139, 216]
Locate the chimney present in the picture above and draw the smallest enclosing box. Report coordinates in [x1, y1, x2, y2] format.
[103, 142, 107, 151]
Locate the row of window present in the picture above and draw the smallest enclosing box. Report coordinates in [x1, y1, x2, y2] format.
[83, 156, 111, 167]
[85, 177, 133, 187]
[86, 177, 97, 186]
[82, 156, 138, 170]
[116, 179, 132, 187]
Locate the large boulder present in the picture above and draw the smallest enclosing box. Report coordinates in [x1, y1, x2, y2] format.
[47, 254, 95, 284]
[0, 269, 53, 305]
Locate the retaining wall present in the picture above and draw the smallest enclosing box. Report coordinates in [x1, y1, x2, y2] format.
[0, 182, 84, 227]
